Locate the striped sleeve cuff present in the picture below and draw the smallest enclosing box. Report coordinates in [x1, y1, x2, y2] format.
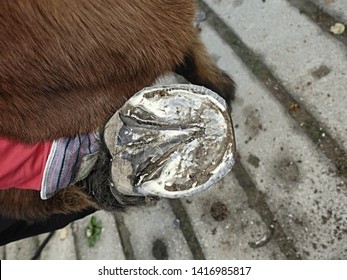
[40, 132, 100, 200]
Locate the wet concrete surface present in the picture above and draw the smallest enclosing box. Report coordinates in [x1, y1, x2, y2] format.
[1, 0, 346, 260]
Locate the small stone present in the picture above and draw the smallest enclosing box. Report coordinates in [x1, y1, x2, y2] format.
[173, 218, 181, 229]
[59, 227, 68, 240]
[330, 23, 345, 35]
[289, 103, 298, 112]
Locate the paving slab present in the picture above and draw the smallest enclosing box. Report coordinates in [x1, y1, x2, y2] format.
[0, 245, 4, 259]
[182, 171, 286, 259]
[37, 226, 76, 260]
[4, 236, 38, 260]
[312, 0, 347, 21]
[72, 211, 125, 260]
[122, 199, 193, 260]
[205, 0, 347, 150]
[197, 20, 347, 259]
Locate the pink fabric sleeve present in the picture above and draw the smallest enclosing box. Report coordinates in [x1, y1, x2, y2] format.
[0, 136, 52, 191]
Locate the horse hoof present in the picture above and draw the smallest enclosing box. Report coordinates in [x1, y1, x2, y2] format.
[104, 84, 236, 198]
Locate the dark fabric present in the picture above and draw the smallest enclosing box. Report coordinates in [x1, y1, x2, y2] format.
[0, 208, 96, 246]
